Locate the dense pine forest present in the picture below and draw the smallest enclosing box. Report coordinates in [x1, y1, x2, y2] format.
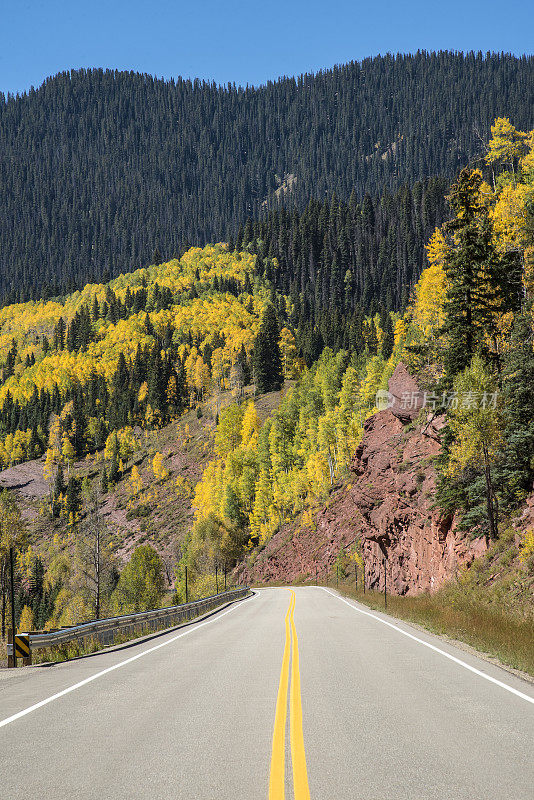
[1, 52, 534, 304]
[239, 177, 449, 361]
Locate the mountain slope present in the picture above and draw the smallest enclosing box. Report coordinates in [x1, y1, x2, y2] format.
[1, 52, 534, 302]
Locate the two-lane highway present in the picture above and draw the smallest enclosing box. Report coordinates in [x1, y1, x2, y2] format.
[1, 587, 533, 798]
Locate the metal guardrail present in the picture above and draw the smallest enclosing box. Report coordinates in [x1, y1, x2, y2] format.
[9, 587, 249, 665]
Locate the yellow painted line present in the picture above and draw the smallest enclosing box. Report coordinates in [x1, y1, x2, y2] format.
[289, 592, 311, 800]
[268, 590, 294, 799]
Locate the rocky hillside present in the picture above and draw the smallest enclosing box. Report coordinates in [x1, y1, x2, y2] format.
[236, 365, 510, 595]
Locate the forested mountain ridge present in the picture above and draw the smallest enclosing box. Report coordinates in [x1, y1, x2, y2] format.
[197, 119, 534, 613]
[1, 51, 534, 303]
[1, 118, 534, 645]
[239, 177, 449, 361]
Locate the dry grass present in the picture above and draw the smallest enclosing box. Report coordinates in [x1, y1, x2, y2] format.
[335, 582, 534, 677]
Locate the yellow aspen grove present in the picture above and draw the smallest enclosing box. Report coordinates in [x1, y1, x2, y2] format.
[194, 355, 206, 399]
[152, 452, 169, 482]
[129, 465, 143, 495]
[184, 348, 199, 389]
[104, 431, 119, 462]
[211, 347, 226, 390]
[47, 415, 62, 460]
[61, 434, 76, 465]
[117, 427, 137, 463]
[279, 327, 298, 377]
[485, 117, 528, 183]
[250, 468, 273, 543]
[491, 183, 533, 253]
[17, 604, 34, 633]
[192, 460, 219, 520]
[138, 381, 148, 403]
[43, 447, 56, 484]
[166, 374, 178, 407]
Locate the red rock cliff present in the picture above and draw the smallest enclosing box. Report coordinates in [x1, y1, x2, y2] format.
[237, 364, 487, 594]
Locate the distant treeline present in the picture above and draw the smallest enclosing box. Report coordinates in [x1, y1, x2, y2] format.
[241, 178, 449, 361]
[1, 52, 533, 303]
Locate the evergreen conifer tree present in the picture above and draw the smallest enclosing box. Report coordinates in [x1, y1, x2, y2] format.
[442, 169, 511, 376]
[381, 313, 394, 359]
[253, 304, 283, 394]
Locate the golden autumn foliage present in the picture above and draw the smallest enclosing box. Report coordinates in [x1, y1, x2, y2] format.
[152, 452, 169, 482]
[485, 117, 528, 174]
[129, 465, 143, 496]
[0, 245, 266, 468]
[17, 604, 34, 633]
[193, 348, 392, 547]
[0, 246, 259, 405]
[190, 118, 534, 555]
[491, 183, 533, 253]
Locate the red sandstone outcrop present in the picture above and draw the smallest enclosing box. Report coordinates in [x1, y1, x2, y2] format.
[237, 364, 488, 595]
[386, 362, 425, 421]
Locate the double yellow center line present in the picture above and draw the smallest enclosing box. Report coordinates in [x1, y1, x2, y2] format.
[269, 590, 311, 799]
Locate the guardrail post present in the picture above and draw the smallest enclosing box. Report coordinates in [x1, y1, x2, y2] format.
[9, 547, 16, 668]
[7, 627, 15, 668]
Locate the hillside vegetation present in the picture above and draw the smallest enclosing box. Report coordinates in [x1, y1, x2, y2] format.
[1, 119, 534, 670]
[0, 244, 289, 634]
[1, 52, 534, 303]
[202, 121, 534, 552]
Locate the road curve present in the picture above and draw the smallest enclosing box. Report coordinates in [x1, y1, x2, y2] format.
[0, 587, 533, 799]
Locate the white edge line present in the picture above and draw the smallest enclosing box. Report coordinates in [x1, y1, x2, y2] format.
[321, 587, 534, 706]
[0, 595, 252, 729]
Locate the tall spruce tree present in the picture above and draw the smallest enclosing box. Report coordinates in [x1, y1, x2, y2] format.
[253, 304, 283, 394]
[381, 312, 394, 359]
[442, 168, 519, 377]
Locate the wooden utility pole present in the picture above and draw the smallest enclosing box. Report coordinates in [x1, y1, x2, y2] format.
[9, 547, 16, 668]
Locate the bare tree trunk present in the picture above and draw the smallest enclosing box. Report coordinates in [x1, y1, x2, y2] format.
[95, 523, 101, 620]
[1, 559, 5, 639]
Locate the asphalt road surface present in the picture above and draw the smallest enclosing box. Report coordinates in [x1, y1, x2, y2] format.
[1, 587, 533, 799]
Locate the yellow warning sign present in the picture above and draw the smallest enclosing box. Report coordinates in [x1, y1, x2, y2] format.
[14, 635, 30, 658]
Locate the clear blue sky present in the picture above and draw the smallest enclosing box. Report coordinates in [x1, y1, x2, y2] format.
[2, 0, 533, 96]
